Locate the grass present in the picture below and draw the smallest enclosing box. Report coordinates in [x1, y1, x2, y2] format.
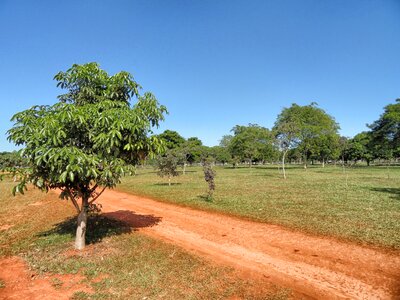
[118, 164, 400, 250]
[0, 177, 289, 299]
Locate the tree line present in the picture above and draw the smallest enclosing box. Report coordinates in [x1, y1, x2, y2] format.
[155, 100, 400, 176]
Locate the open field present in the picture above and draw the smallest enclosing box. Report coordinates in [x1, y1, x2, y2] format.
[118, 165, 400, 250]
[0, 178, 288, 299]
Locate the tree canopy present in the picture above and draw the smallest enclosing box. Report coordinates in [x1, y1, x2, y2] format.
[368, 99, 400, 159]
[229, 124, 275, 166]
[273, 103, 339, 177]
[157, 130, 185, 150]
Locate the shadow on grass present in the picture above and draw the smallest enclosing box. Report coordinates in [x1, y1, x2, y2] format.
[370, 187, 400, 200]
[153, 182, 182, 186]
[197, 195, 213, 202]
[38, 210, 162, 245]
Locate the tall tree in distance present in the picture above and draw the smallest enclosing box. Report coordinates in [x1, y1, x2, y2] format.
[229, 124, 274, 167]
[8, 63, 167, 250]
[347, 132, 373, 165]
[158, 130, 185, 150]
[155, 151, 181, 186]
[368, 99, 400, 160]
[273, 103, 339, 177]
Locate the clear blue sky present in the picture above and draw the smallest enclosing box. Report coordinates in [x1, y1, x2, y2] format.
[1, 0, 399, 151]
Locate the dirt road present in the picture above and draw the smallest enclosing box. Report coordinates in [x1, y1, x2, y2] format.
[98, 189, 400, 299]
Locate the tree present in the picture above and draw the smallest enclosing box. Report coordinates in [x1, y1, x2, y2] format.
[202, 158, 216, 199]
[229, 124, 274, 167]
[0, 151, 28, 169]
[219, 135, 233, 148]
[209, 146, 231, 165]
[155, 151, 181, 186]
[273, 108, 300, 179]
[309, 133, 340, 167]
[180, 137, 206, 167]
[273, 103, 339, 178]
[158, 130, 185, 150]
[368, 99, 400, 160]
[7, 63, 167, 250]
[347, 132, 373, 165]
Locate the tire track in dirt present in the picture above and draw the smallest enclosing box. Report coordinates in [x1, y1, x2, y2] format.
[97, 189, 400, 299]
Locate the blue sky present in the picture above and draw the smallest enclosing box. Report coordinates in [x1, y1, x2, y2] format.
[1, 0, 399, 151]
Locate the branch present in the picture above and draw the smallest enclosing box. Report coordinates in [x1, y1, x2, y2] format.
[90, 183, 98, 194]
[89, 186, 107, 204]
[65, 188, 81, 213]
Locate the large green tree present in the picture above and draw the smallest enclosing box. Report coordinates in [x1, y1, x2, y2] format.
[229, 124, 274, 167]
[8, 63, 167, 250]
[0, 151, 28, 169]
[368, 99, 400, 160]
[309, 133, 340, 167]
[157, 130, 185, 150]
[347, 132, 373, 165]
[273, 103, 339, 178]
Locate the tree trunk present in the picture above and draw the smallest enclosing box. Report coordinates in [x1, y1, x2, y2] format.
[282, 149, 288, 179]
[168, 176, 171, 186]
[183, 162, 187, 175]
[75, 197, 88, 250]
[303, 155, 307, 169]
[322, 159, 325, 168]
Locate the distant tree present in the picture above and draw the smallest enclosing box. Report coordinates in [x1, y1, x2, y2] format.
[287, 148, 302, 164]
[368, 99, 400, 160]
[338, 136, 350, 166]
[181, 137, 205, 165]
[347, 132, 373, 165]
[273, 103, 339, 178]
[7, 63, 167, 250]
[158, 130, 185, 150]
[209, 146, 231, 165]
[229, 124, 274, 167]
[0, 151, 28, 169]
[155, 151, 181, 186]
[273, 105, 303, 179]
[219, 135, 233, 148]
[309, 133, 340, 167]
[202, 158, 216, 199]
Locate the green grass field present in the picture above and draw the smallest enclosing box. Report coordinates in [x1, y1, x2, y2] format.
[118, 165, 400, 250]
[0, 178, 289, 299]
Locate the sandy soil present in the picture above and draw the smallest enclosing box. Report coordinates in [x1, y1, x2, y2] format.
[97, 189, 400, 299]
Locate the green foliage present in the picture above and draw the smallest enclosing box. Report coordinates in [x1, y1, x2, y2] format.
[0, 151, 28, 169]
[273, 103, 339, 170]
[157, 130, 185, 150]
[229, 124, 275, 165]
[368, 99, 400, 159]
[208, 146, 231, 164]
[7, 62, 167, 210]
[180, 137, 207, 165]
[346, 132, 373, 165]
[219, 135, 233, 148]
[309, 134, 341, 164]
[54, 62, 140, 105]
[202, 158, 216, 199]
[155, 151, 181, 185]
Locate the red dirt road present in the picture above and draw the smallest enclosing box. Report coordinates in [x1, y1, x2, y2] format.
[0, 256, 92, 300]
[98, 189, 400, 299]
